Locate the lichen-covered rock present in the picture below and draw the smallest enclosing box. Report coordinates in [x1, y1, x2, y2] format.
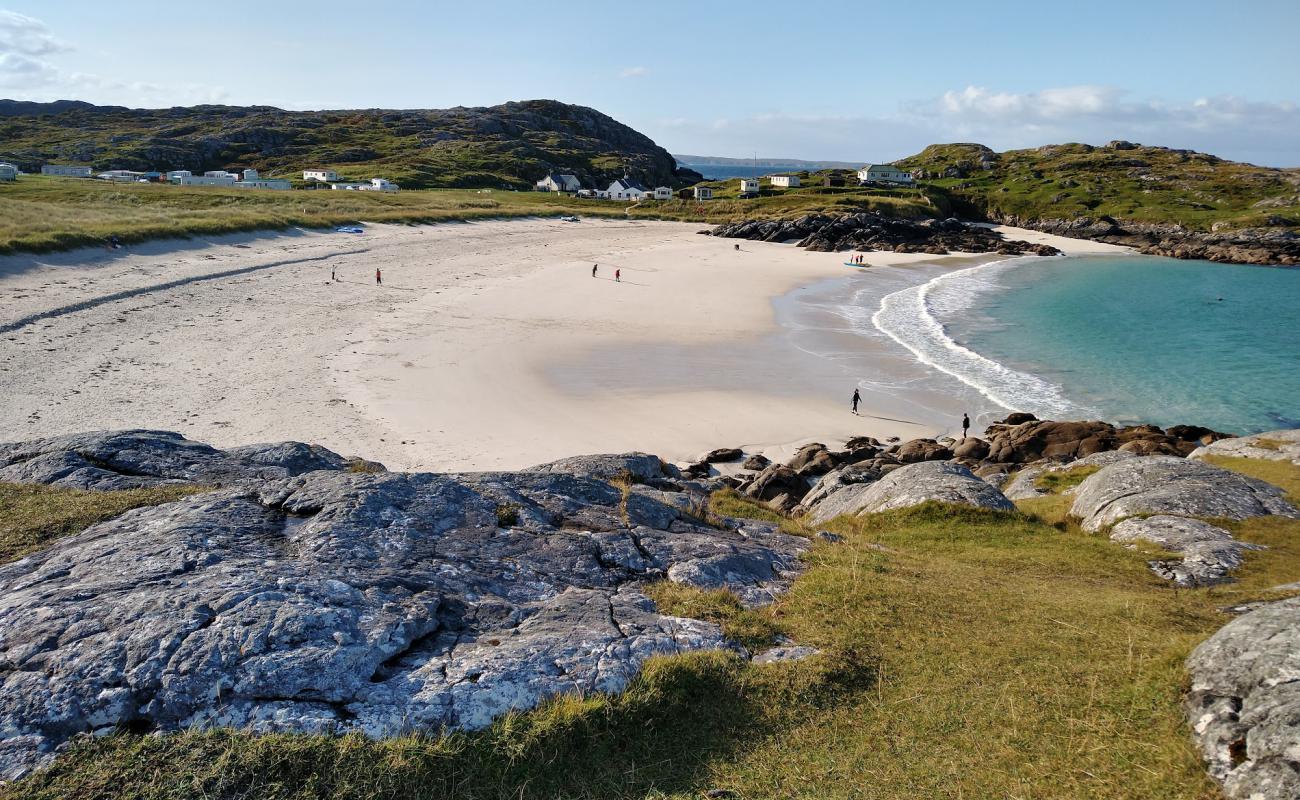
[1070, 456, 1298, 532]
[1191, 429, 1300, 466]
[792, 465, 881, 517]
[0, 430, 349, 491]
[525, 452, 677, 484]
[1110, 515, 1263, 586]
[805, 461, 1013, 525]
[0, 434, 806, 781]
[1186, 596, 1300, 799]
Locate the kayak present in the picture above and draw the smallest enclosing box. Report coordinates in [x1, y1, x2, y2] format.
[843, 261, 871, 268]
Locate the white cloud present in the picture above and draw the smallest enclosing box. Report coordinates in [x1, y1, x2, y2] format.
[0, 9, 228, 106]
[0, 10, 68, 57]
[618, 66, 648, 79]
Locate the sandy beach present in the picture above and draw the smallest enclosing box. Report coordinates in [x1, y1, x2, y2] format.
[0, 218, 1120, 471]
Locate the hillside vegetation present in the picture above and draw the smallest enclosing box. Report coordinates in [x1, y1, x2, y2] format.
[0, 99, 697, 190]
[0, 176, 938, 254]
[900, 141, 1300, 232]
[7, 457, 1300, 799]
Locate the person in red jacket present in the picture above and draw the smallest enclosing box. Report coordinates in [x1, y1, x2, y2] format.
[375, 268, 382, 285]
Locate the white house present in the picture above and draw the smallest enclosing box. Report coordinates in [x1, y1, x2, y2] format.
[857, 164, 914, 185]
[606, 177, 648, 200]
[234, 177, 292, 190]
[652, 186, 672, 200]
[330, 182, 368, 190]
[166, 170, 192, 180]
[360, 178, 399, 192]
[204, 170, 238, 179]
[693, 185, 713, 200]
[304, 169, 339, 182]
[41, 164, 92, 177]
[738, 178, 760, 197]
[0, 163, 17, 181]
[769, 174, 800, 188]
[179, 174, 236, 187]
[535, 173, 581, 193]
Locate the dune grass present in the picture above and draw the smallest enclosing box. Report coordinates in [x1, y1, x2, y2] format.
[0, 481, 205, 564]
[9, 462, 1300, 799]
[0, 176, 939, 255]
[1033, 464, 1103, 493]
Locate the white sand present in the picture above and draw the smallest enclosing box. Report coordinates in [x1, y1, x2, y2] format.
[0, 219, 1120, 471]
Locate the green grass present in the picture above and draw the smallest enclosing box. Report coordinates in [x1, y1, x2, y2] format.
[642, 581, 783, 653]
[0, 175, 939, 255]
[10, 461, 1300, 799]
[0, 481, 206, 564]
[1033, 464, 1103, 493]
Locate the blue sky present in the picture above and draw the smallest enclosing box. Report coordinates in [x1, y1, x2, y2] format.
[4, 0, 1299, 165]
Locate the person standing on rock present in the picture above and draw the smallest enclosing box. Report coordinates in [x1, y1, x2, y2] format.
[375, 268, 382, 285]
[851, 388, 861, 414]
[962, 413, 970, 440]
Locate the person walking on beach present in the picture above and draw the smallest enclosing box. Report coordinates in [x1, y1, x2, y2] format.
[375, 268, 382, 285]
[962, 413, 970, 440]
[851, 388, 861, 414]
[734, 243, 740, 251]
[615, 269, 621, 282]
[331, 268, 336, 282]
[592, 263, 598, 278]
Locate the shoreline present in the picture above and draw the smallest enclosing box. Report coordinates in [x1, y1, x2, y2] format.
[0, 218, 1125, 471]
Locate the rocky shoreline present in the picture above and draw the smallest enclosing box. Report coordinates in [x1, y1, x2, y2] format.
[991, 214, 1300, 266]
[707, 212, 1062, 256]
[1, 423, 1298, 798]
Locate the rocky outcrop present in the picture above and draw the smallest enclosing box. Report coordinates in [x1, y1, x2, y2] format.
[1069, 456, 1299, 532]
[0, 429, 358, 491]
[805, 461, 1013, 525]
[982, 416, 1227, 464]
[1186, 596, 1300, 799]
[1109, 515, 1264, 587]
[0, 432, 809, 781]
[708, 213, 1061, 256]
[1191, 429, 1300, 466]
[991, 215, 1300, 266]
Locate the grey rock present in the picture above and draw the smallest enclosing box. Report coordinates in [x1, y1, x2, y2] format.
[1070, 456, 1298, 532]
[752, 645, 819, 664]
[793, 464, 881, 517]
[1110, 515, 1264, 587]
[0, 435, 807, 780]
[1190, 429, 1300, 466]
[701, 448, 744, 464]
[805, 461, 1014, 525]
[1186, 596, 1300, 799]
[0, 429, 350, 491]
[525, 452, 677, 484]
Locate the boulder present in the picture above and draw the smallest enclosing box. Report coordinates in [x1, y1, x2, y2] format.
[895, 438, 954, 464]
[0, 433, 808, 781]
[998, 412, 1038, 426]
[1110, 515, 1264, 587]
[805, 461, 1014, 525]
[1191, 429, 1300, 466]
[985, 420, 1117, 463]
[952, 437, 990, 460]
[527, 452, 677, 484]
[702, 448, 744, 464]
[741, 454, 770, 471]
[1070, 456, 1299, 532]
[1186, 596, 1300, 799]
[786, 443, 830, 472]
[793, 464, 881, 517]
[741, 464, 807, 507]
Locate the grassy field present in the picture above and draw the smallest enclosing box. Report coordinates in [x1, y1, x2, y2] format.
[0, 176, 939, 254]
[5, 457, 1299, 799]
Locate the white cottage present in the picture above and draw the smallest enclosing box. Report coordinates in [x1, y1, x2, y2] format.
[0, 163, 17, 181]
[769, 174, 800, 188]
[606, 177, 648, 200]
[738, 178, 759, 197]
[857, 164, 914, 185]
[535, 173, 582, 193]
[652, 186, 672, 200]
[692, 185, 713, 200]
[360, 178, 399, 192]
[304, 169, 339, 182]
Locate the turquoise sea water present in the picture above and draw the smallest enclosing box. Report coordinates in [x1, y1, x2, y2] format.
[936, 255, 1300, 435]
